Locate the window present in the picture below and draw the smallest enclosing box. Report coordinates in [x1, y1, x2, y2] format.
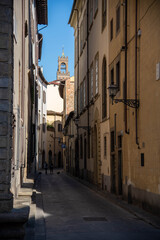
[77, 88, 80, 114]
[60, 63, 66, 73]
[102, 57, 107, 119]
[118, 135, 122, 148]
[110, 18, 113, 41]
[116, 61, 120, 90]
[75, 37, 77, 65]
[83, 78, 86, 107]
[25, 20, 28, 37]
[43, 90, 46, 104]
[80, 135, 83, 158]
[91, 129, 93, 158]
[111, 131, 115, 152]
[94, 0, 98, 16]
[90, 65, 93, 99]
[38, 113, 40, 129]
[80, 83, 83, 112]
[80, 20, 83, 53]
[74, 91, 77, 114]
[95, 55, 99, 95]
[84, 10, 87, 41]
[43, 117, 46, 133]
[102, 0, 107, 31]
[89, 0, 93, 26]
[58, 124, 62, 132]
[38, 85, 41, 98]
[116, 3, 120, 34]
[104, 136, 107, 157]
[76, 37, 79, 61]
[111, 68, 114, 84]
[141, 153, 144, 167]
[88, 133, 90, 158]
[75, 37, 79, 64]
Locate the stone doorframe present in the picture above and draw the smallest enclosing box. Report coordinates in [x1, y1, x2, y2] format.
[93, 108, 101, 186]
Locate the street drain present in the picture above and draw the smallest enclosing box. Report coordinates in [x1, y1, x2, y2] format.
[83, 217, 107, 222]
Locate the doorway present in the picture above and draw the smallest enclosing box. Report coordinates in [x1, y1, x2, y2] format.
[111, 154, 116, 193]
[42, 150, 45, 169]
[94, 125, 98, 184]
[84, 138, 87, 169]
[75, 138, 79, 176]
[118, 150, 122, 195]
[48, 150, 52, 165]
[58, 151, 62, 168]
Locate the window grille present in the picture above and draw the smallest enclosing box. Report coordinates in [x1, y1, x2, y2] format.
[116, 4, 120, 34]
[111, 131, 115, 152]
[95, 56, 99, 94]
[102, 57, 107, 118]
[102, 0, 107, 30]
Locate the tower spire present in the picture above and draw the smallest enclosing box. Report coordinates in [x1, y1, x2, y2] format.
[62, 46, 64, 57]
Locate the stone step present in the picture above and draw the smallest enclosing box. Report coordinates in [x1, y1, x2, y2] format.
[0, 206, 29, 239]
[18, 188, 33, 197]
[24, 203, 36, 240]
[14, 197, 31, 207]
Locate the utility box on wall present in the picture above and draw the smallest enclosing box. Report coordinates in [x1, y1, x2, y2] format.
[156, 62, 160, 80]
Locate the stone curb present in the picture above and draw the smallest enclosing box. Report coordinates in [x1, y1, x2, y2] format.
[66, 173, 160, 229]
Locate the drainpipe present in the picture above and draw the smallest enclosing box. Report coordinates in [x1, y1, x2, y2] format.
[87, 0, 90, 158]
[74, 8, 79, 175]
[54, 114, 56, 166]
[135, 0, 139, 146]
[114, 114, 117, 147]
[125, 0, 129, 134]
[74, 9, 79, 118]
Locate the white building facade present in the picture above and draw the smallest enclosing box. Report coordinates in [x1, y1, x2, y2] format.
[37, 67, 48, 169]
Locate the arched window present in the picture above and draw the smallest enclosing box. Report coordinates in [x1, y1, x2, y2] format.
[102, 0, 107, 31]
[60, 62, 66, 73]
[102, 57, 107, 119]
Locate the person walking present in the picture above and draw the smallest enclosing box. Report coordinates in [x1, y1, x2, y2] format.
[50, 162, 53, 174]
[44, 161, 48, 175]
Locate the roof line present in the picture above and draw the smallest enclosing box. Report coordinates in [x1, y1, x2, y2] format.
[48, 77, 70, 85]
[47, 110, 63, 116]
[38, 67, 48, 85]
[68, 0, 77, 24]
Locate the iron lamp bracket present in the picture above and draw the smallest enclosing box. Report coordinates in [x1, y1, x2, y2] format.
[113, 99, 139, 108]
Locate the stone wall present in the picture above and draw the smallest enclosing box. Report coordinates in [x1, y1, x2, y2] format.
[0, 0, 13, 212]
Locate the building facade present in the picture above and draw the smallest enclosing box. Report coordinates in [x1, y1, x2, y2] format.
[0, 0, 47, 237]
[37, 67, 48, 170]
[55, 52, 75, 171]
[47, 83, 63, 113]
[108, 0, 160, 214]
[57, 53, 74, 120]
[69, 0, 160, 214]
[63, 111, 75, 173]
[46, 111, 63, 168]
[69, 0, 110, 187]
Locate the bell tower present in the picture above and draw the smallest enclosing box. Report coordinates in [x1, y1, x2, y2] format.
[57, 48, 70, 80]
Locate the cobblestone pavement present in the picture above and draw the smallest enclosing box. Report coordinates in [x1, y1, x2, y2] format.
[33, 170, 160, 240]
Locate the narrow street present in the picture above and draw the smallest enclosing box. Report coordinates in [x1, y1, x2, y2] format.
[32, 170, 160, 240]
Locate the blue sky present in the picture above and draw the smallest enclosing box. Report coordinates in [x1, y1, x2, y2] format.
[38, 0, 74, 82]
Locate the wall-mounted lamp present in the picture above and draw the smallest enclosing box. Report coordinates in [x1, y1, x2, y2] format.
[138, 28, 141, 37]
[108, 84, 139, 108]
[74, 118, 91, 131]
[62, 129, 74, 138]
[66, 134, 74, 138]
[50, 134, 62, 141]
